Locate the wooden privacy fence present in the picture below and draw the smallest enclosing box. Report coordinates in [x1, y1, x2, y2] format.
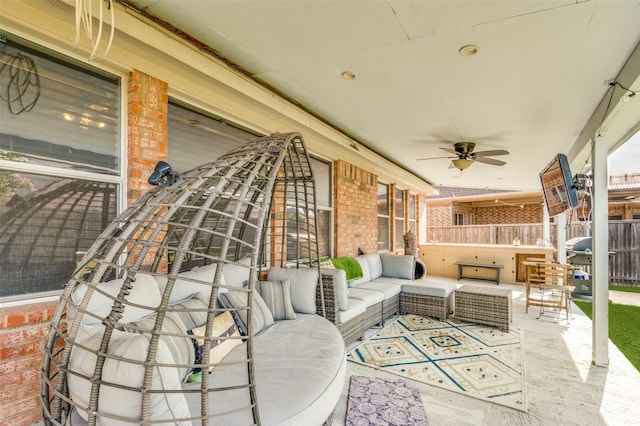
[426, 220, 639, 286]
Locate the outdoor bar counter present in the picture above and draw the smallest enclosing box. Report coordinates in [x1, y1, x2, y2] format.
[418, 243, 556, 285]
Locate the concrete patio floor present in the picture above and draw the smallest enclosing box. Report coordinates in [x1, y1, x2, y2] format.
[332, 278, 640, 426]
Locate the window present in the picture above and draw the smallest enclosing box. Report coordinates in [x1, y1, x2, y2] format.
[454, 212, 464, 226]
[408, 194, 416, 234]
[608, 215, 623, 220]
[377, 183, 390, 252]
[166, 102, 334, 262]
[394, 189, 405, 251]
[0, 34, 122, 301]
[286, 157, 333, 261]
[167, 100, 258, 171]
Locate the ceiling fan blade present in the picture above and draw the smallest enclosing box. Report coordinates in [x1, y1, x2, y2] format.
[473, 149, 510, 157]
[475, 156, 506, 166]
[416, 156, 456, 161]
[439, 147, 459, 155]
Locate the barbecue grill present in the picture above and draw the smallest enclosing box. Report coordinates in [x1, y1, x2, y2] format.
[566, 237, 592, 295]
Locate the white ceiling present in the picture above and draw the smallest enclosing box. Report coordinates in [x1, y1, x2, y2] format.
[129, 0, 640, 192]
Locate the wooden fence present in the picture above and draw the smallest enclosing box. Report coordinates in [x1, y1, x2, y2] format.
[426, 220, 639, 286]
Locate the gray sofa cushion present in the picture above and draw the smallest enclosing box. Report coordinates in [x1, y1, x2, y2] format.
[374, 276, 415, 286]
[381, 254, 415, 280]
[348, 287, 385, 306]
[169, 292, 209, 330]
[402, 280, 458, 297]
[366, 253, 383, 280]
[267, 267, 319, 314]
[184, 314, 346, 425]
[340, 298, 366, 323]
[68, 325, 191, 425]
[71, 273, 162, 325]
[320, 268, 350, 311]
[221, 257, 252, 288]
[348, 256, 371, 286]
[220, 290, 275, 335]
[355, 281, 402, 299]
[256, 279, 296, 320]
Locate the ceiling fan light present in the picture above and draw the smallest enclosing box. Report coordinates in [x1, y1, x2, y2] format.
[452, 158, 474, 170]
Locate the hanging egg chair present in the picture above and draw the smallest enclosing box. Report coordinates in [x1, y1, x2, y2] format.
[41, 132, 333, 425]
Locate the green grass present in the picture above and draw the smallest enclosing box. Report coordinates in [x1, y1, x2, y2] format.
[609, 285, 640, 294]
[574, 300, 640, 372]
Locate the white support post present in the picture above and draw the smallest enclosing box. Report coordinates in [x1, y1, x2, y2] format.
[543, 203, 550, 243]
[592, 137, 609, 367]
[556, 212, 567, 264]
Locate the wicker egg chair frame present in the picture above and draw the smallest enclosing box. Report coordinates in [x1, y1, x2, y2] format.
[41, 132, 325, 425]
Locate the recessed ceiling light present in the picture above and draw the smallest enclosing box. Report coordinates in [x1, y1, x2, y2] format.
[459, 44, 479, 57]
[341, 71, 356, 80]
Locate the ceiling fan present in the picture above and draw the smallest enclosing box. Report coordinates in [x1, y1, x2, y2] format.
[417, 142, 510, 171]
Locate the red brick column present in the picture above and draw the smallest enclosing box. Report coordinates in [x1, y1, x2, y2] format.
[333, 160, 378, 256]
[127, 70, 169, 205]
[0, 301, 57, 426]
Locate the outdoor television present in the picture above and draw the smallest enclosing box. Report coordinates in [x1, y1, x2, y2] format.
[539, 153, 579, 216]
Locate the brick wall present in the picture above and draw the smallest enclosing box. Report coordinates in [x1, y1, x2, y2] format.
[127, 70, 169, 205]
[0, 301, 57, 426]
[333, 160, 378, 256]
[473, 204, 542, 224]
[426, 200, 454, 228]
[427, 200, 543, 227]
[0, 70, 169, 426]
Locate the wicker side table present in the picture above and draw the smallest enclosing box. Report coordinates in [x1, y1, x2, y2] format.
[454, 285, 512, 332]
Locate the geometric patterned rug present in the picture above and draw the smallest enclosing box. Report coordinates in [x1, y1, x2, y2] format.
[347, 314, 527, 412]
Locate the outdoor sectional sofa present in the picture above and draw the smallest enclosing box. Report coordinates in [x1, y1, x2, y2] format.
[65, 261, 346, 425]
[318, 253, 459, 345]
[318, 253, 413, 340]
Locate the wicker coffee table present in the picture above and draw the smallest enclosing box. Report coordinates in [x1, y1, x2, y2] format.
[454, 285, 512, 332]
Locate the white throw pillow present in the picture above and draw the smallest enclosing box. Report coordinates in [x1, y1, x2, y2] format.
[266, 267, 319, 314]
[189, 311, 242, 372]
[71, 273, 161, 326]
[68, 325, 191, 425]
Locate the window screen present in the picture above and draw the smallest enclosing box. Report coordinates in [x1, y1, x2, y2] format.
[0, 33, 122, 301]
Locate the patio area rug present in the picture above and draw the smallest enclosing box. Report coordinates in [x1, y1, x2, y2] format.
[347, 314, 526, 412]
[346, 375, 429, 426]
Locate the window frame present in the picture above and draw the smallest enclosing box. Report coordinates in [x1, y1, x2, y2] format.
[0, 33, 126, 304]
[377, 182, 391, 252]
[408, 193, 417, 234]
[454, 212, 464, 226]
[394, 188, 406, 252]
